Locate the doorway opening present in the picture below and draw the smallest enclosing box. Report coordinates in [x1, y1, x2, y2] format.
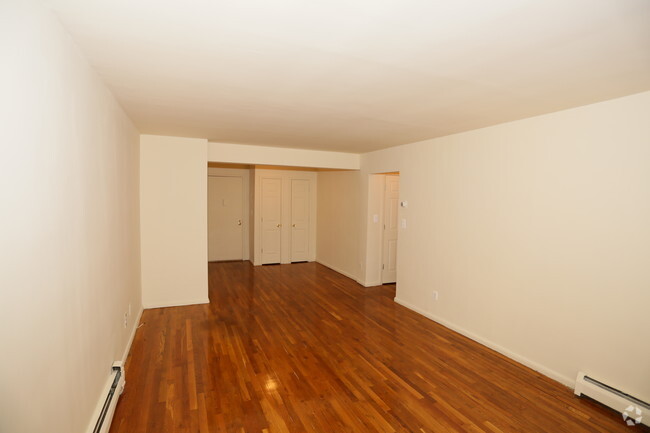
[366, 171, 400, 286]
[381, 173, 400, 284]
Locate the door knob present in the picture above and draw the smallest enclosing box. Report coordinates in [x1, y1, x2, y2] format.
[237, 220, 242, 226]
[277, 223, 282, 228]
[292, 224, 296, 227]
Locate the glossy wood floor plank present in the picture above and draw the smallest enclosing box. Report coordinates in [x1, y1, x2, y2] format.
[110, 262, 646, 433]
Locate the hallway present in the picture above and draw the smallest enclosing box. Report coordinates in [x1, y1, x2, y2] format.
[110, 262, 639, 433]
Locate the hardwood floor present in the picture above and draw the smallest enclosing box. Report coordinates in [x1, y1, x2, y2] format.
[110, 262, 646, 433]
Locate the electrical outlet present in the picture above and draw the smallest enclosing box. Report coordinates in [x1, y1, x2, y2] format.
[432, 291, 439, 301]
[123, 312, 128, 328]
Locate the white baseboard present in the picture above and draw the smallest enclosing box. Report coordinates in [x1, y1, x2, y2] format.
[143, 298, 210, 309]
[393, 297, 574, 389]
[315, 260, 366, 285]
[315, 260, 384, 288]
[121, 307, 144, 363]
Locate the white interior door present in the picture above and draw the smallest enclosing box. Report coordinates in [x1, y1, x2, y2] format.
[261, 177, 282, 264]
[208, 176, 243, 261]
[290, 179, 310, 262]
[382, 175, 399, 283]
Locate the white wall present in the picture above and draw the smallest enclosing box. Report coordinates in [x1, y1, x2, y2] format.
[252, 168, 317, 265]
[360, 91, 650, 401]
[140, 135, 209, 308]
[207, 166, 251, 261]
[316, 171, 362, 281]
[0, 3, 142, 433]
[208, 141, 360, 169]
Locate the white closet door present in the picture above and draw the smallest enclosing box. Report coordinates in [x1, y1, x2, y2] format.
[261, 177, 282, 264]
[208, 176, 243, 261]
[290, 179, 310, 262]
[382, 175, 399, 283]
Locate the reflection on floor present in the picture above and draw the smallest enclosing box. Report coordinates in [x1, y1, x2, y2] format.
[110, 261, 643, 433]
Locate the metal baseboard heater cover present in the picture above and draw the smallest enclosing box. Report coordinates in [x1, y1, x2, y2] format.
[88, 362, 125, 433]
[574, 371, 649, 427]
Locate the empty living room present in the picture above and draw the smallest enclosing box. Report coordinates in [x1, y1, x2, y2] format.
[1, 1, 649, 432]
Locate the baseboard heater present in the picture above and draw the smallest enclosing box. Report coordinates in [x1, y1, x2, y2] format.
[88, 362, 125, 433]
[574, 371, 649, 427]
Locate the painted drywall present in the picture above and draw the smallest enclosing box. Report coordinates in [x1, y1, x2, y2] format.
[208, 142, 360, 169]
[316, 171, 362, 281]
[140, 135, 209, 308]
[0, 3, 142, 433]
[252, 168, 317, 265]
[359, 91, 650, 401]
[207, 167, 251, 261]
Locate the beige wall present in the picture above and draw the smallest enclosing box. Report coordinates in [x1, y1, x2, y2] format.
[316, 171, 362, 281]
[0, 3, 142, 433]
[208, 141, 360, 169]
[140, 135, 209, 308]
[360, 91, 650, 400]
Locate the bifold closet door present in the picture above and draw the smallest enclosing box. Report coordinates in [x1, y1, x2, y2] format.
[261, 177, 282, 264]
[290, 179, 310, 262]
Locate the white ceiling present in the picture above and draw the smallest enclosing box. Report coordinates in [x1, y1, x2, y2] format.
[47, 0, 650, 153]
